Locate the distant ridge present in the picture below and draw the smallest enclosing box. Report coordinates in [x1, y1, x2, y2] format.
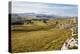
[11, 13, 77, 19]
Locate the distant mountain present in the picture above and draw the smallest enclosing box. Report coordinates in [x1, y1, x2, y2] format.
[14, 13, 36, 16]
[10, 13, 77, 23]
[11, 13, 77, 18]
[11, 13, 59, 19]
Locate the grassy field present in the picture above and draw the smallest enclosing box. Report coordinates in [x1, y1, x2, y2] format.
[11, 18, 77, 53]
[11, 27, 71, 53]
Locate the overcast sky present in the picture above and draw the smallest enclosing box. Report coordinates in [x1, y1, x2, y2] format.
[12, 1, 78, 17]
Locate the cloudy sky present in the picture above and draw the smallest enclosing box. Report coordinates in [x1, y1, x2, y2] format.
[12, 1, 78, 17]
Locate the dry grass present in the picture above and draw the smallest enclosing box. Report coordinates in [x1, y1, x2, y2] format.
[11, 18, 77, 53]
[11, 28, 71, 53]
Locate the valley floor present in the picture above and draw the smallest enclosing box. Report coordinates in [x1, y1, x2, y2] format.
[11, 28, 71, 53]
